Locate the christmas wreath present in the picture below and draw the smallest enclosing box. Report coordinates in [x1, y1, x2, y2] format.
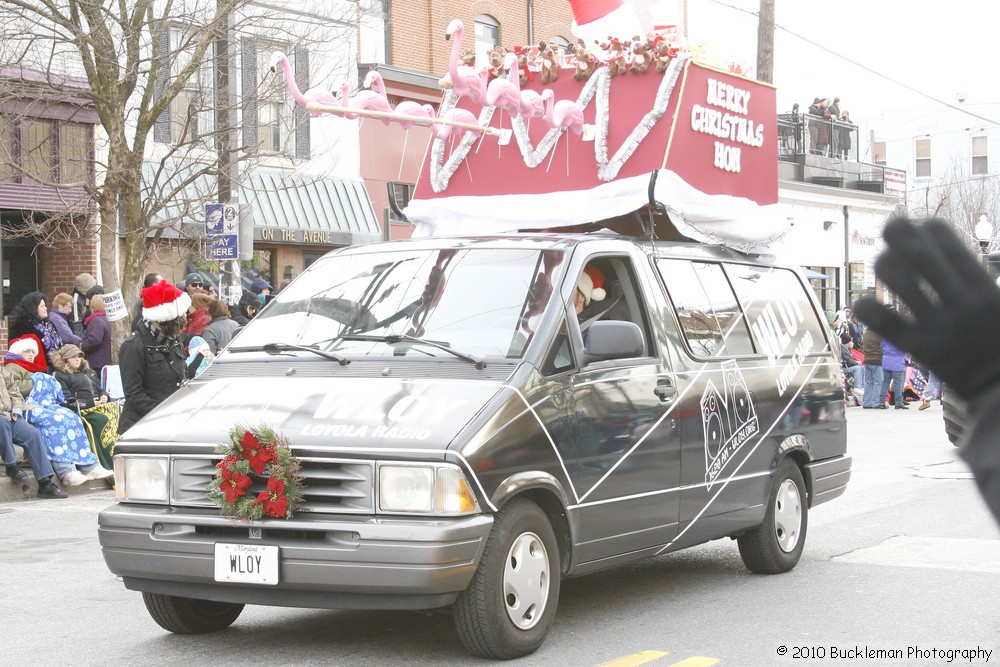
[207, 424, 304, 520]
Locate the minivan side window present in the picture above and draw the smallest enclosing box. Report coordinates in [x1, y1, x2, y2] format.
[541, 319, 575, 375]
[656, 259, 755, 357]
[725, 263, 831, 362]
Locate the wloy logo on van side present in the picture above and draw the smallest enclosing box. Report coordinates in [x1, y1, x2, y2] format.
[749, 297, 816, 397]
[302, 386, 470, 441]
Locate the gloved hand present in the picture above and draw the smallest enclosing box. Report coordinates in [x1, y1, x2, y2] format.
[854, 217, 1000, 401]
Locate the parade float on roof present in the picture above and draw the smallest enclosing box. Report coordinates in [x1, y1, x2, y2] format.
[274, 0, 785, 253]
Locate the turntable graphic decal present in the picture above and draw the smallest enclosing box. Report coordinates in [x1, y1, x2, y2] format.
[702, 360, 759, 485]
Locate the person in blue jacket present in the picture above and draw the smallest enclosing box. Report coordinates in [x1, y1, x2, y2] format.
[880, 335, 909, 409]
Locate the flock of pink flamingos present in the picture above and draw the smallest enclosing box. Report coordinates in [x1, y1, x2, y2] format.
[267, 18, 585, 141]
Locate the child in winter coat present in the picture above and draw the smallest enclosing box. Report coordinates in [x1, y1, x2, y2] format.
[50, 344, 118, 470]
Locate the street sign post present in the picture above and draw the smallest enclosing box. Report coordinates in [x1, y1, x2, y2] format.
[205, 203, 240, 261]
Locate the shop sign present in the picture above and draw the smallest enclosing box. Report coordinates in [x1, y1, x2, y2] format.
[256, 228, 335, 244]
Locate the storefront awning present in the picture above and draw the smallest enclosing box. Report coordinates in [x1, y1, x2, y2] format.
[244, 171, 381, 246]
[802, 268, 829, 281]
[139, 163, 381, 246]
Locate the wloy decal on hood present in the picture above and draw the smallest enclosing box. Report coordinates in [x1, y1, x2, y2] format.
[702, 360, 759, 485]
[302, 381, 472, 441]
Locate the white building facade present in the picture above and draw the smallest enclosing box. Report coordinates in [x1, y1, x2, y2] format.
[872, 99, 1000, 251]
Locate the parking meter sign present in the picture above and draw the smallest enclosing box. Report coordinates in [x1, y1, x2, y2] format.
[207, 235, 238, 260]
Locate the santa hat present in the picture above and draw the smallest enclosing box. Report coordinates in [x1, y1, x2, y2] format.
[142, 280, 192, 322]
[568, 0, 646, 47]
[577, 266, 607, 306]
[7, 336, 39, 358]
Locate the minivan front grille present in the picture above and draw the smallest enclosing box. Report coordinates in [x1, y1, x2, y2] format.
[171, 456, 375, 514]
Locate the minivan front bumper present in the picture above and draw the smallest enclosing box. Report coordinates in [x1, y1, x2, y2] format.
[98, 504, 493, 610]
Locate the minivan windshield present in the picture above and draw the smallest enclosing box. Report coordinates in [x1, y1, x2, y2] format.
[231, 247, 565, 360]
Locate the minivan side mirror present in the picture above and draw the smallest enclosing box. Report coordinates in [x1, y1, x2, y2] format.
[584, 321, 644, 363]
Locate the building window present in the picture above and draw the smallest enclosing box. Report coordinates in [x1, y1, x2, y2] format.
[170, 26, 213, 145]
[257, 42, 292, 154]
[60, 123, 89, 184]
[915, 137, 931, 179]
[548, 36, 570, 58]
[474, 15, 499, 66]
[22, 119, 52, 183]
[0, 116, 13, 180]
[972, 135, 988, 176]
[873, 140, 886, 166]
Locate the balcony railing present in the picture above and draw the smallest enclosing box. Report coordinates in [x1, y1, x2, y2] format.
[777, 113, 887, 194]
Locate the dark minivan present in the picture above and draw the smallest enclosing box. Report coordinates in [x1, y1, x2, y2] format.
[99, 233, 850, 659]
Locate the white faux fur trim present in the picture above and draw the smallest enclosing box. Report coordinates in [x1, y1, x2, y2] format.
[143, 291, 192, 322]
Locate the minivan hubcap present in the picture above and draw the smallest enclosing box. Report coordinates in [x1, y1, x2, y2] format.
[503, 531, 549, 629]
[774, 479, 802, 552]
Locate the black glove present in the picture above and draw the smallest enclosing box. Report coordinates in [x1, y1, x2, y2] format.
[854, 217, 1000, 401]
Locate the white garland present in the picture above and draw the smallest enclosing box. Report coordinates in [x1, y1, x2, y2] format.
[428, 56, 689, 193]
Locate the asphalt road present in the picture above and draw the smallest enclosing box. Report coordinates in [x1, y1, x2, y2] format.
[3, 402, 998, 666]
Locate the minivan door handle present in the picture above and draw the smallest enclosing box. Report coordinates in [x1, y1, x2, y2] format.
[654, 378, 677, 402]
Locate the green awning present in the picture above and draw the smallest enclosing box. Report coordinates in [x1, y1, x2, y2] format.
[139, 162, 381, 246]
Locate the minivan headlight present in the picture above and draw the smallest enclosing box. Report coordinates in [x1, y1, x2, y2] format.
[378, 464, 479, 515]
[115, 456, 169, 503]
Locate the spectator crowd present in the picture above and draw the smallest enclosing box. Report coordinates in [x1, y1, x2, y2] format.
[3, 269, 272, 499]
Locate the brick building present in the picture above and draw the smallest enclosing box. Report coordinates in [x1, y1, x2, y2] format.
[362, 1, 575, 240]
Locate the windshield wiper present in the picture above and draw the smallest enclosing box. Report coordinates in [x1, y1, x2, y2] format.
[339, 334, 486, 369]
[261, 343, 350, 366]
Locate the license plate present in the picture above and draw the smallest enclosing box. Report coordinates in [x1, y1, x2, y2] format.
[213, 543, 279, 585]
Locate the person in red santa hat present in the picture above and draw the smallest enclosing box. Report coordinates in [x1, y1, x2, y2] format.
[118, 280, 203, 434]
[574, 265, 608, 317]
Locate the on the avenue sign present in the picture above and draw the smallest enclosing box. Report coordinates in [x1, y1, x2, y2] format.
[256, 227, 336, 244]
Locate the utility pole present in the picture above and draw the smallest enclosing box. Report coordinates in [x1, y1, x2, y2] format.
[756, 0, 775, 83]
[215, 2, 240, 306]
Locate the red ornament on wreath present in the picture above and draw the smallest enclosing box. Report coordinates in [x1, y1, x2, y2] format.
[208, 424, 304, 521]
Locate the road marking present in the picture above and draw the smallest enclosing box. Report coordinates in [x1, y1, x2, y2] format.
[599, 651, 668, 667]
[598, 652, 720, 667]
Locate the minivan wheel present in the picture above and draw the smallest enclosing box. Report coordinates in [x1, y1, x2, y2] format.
[737, 459, 807, 574]
[142, 592, 244, 634]
[453, 499, 560, 659]
[941, 386, 966, 447]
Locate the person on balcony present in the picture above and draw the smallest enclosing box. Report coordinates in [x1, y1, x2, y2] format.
[807, 97, 823, 154]
[839, 110, 853, 159]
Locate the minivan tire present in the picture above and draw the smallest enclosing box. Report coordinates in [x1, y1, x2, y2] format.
[941, 386, 966, 447]
[737, 459, 807, 574]
[142, 592, 244, 634]
[453, 499, 560, 659]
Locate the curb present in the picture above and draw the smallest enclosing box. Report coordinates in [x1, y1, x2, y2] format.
[1, 474, 114, 503]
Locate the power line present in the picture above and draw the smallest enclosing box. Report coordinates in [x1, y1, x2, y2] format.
[701, 0, 1000, 126]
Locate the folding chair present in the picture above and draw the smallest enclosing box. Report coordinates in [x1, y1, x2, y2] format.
[102, 365, 125, 401]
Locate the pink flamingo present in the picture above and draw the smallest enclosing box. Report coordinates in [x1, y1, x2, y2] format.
[338, 81, 391, 121]
[444, 19, 486, 104]
[361, 70, 393, 125]
[268, 51, 339, 117]
[541, 89, 585, 136]
[519, 88, 545, 121]
[394, 101, 436, 129]
[485, 52, 523, 119]
[432, 108, 483, 140]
